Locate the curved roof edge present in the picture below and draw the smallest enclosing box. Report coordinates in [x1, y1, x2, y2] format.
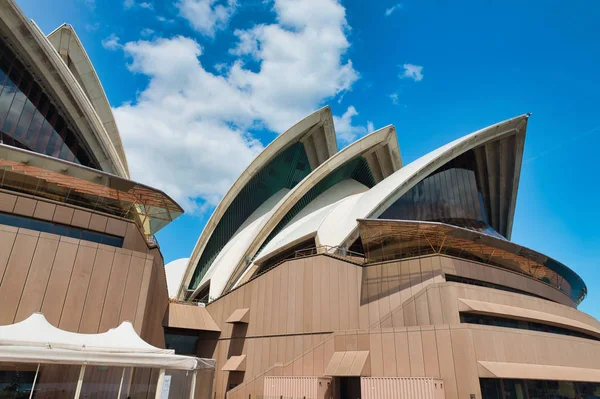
[0, 0, 128, 177]
[330, 114, 530, 249]
[47, 24, 130, 175]
[178, 106, 338, 299]
[217, 125, 401, 296]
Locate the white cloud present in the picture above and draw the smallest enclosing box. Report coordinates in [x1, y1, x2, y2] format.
[385, 3, 402, 16]
[333, 106, 372, 146]
[114, 0, 364, 213]
[141, 28, 155, 37]
[401, 63, 423, 81]
[124, 0, 153, 9]
[176, 0, 237, 37]
[389, 92, 399, 104]
[102, 34, 122, 50]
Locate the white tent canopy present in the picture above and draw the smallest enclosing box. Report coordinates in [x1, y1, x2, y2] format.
[0, 313, 214, 371]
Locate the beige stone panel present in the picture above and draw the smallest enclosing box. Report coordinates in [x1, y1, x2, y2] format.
[253, 337, 264, 379]
[426, 286, 444, 325]
[98, 252, 132, 331]
[295, 260, 306, 333]
[420, 257, 434, 286]
[0, 192, 17, 213]
[329, 258, 340, 331]
[347, 264, 360, 330]
[358, 268, 370, 330]
[270, 265, 282, 336]
[70, 210, 91, 229]
[0, 228, 17, 287]
[40, 240, 78, 326]
[268, 336, 278, 369]
[399, 260, 413, 303]
[303, 335, 314, 376]
[415, 291, 430, 326]
[403, 299, 417, 326]
[286, 261, 297, 334]
[409, 258, 423, 296]
[277, 262, 289, 335]
[293, 335, 303, 375]
[313, 337, 325, 376]
[386, 261, 402, 312]
[262, 337, 272, 375]
[407, 329, 425, 376]
[369, 332, 384, 376]
[440, 284, 460, 325]
[394, 331, 411, 377]
[392, 305, 405, 327]
[256, 273, 268, 336]
[422, 329, 441, 377]
[440, 256, 457, 275]
[339, 262, 350, 331]
[52, 205, 74, 225]
[334, 333, 345, 351]
[358, 332, 370, 350]
[435, 327, 459, 399]
[13, 197, 36, 217]
[378, 264, 392, 322]
[133, 258, 153, 334]
[450, 328, 480, 399]
[14, 236, 59, 322]
[345, 331, 358, 351]
[263, 264, 274, 336]
[121, 223, 148, 253]
[117, 254, 145, 325]
[321, 258, 333, 331]
[381, 331, 397, 377]
[471, 327, 493, 362]
[0, 233, 38, 324]
[33, 201, 56, 221]
[105, 218, 127, 236]
[78, 248, 115, 333]
[311, 256, 322, 332]
[284, 336, 294, 375]
[88, 213, 108, 232]
[367, 267, 381, 328]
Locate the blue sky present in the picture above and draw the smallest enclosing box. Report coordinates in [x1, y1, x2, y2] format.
[16, 0, 600, 317]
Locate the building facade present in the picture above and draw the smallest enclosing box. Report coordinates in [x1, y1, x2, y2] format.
[0, 1, 598, 398]
[171, 109, 600, 399]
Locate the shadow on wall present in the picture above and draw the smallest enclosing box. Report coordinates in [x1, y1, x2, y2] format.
[360, 261, 444, 306]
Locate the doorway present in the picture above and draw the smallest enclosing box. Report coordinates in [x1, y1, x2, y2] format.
[336, 377, 361, 399]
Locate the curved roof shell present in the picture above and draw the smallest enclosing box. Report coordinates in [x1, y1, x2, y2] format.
[218, 125, 401, 296]
[179, 107, 338, 297]
[317, 114, 529, 250]
[47, 24, 129, 175]
[0, 0, 128, 177]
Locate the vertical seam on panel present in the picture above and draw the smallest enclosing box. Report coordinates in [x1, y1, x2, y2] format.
[12, 234, 41, 323]
[38, 239, 60, 309]
[128, 259, 146, 328]
[96, 251, 116, 333]
[445, 328, 461, 399]
[0, 231, 18, 285]
[76, 248, 100, 333]
[56, 244, 81, 327]
[117, 255, 134, 323]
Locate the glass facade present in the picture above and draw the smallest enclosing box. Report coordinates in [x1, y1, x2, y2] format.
[461, 313, 599, 342]
[0, 38, 99, 169]
[445, 275, 551, 301]
[0, 212, 123, 247]
[164, 328, 199, 355]
[379, 150, 504, 239]
[481, 378, 600, 399]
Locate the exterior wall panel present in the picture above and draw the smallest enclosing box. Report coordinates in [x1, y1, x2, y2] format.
[361, 377, 445, 399]
[263, 376, 332, 399]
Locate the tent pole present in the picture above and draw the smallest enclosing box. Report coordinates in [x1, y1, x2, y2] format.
[155, 368, 166, 399]
[74, 364, 86, 399]
[28, 363, 40, 399]
[126, 367, 134, 397]
[117, 367, 126, 398]
[189, 370, 197, 399]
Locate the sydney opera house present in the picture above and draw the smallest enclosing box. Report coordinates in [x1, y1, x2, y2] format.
[0, 1, 599, 398]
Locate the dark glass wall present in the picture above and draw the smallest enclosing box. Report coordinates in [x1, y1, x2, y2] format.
[0, 38, 99, 169]
[379, 150, 502, 238]
[481, 379, 600, 399]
